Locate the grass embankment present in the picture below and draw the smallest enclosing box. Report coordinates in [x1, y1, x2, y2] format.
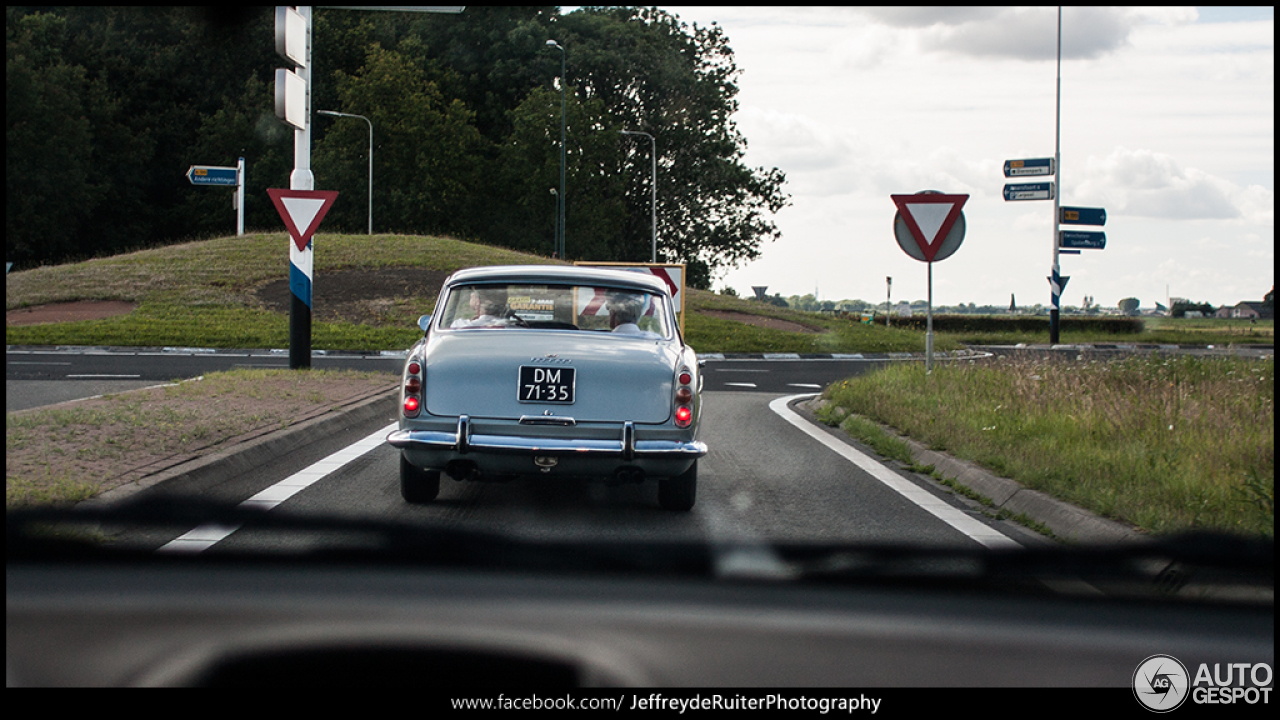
[5, 233, 544, 352]
[6, 232, 1272, 352]
[817, 354, 1274, 537]
[5, 232, 957, 354]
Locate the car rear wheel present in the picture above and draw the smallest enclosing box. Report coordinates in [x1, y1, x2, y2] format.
[400, 456, 441, 503]
[658, 460, 696, 512]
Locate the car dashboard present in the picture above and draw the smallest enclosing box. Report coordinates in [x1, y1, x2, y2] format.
[7, 554, 1272, 689]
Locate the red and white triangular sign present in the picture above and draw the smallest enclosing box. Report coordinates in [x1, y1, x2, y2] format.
[267, 189, 339, 252]
[891, 193, 968, 262]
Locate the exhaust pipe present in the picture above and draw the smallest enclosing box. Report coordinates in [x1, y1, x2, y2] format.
[445, 460, 481, 482]
[612, 467, 646, 485]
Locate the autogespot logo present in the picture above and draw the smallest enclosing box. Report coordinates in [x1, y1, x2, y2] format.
[1134, 655, 1190, 712]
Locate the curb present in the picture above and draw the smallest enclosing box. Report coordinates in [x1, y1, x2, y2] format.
[795, 397, 1143, 545]
[88, 387, 399, 506]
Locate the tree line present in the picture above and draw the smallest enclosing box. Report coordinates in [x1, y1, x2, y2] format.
[6, 7, 788, 288]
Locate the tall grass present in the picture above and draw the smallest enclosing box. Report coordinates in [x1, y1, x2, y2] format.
[821, 354, 1274, 536]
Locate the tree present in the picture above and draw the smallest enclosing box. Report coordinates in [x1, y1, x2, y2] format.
[554, 8, 789, 280]
[1170, 299, 1215, 318]
[6, 12, 96, 265]
[315, 39, 485, 237]
[6, 7, 788, 277]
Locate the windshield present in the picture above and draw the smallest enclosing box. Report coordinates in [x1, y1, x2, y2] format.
[437, 282, 674, 339]
[5, 5, 1273, 694]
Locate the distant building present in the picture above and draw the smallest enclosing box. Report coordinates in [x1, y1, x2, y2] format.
[1225, 301, 1271, 319]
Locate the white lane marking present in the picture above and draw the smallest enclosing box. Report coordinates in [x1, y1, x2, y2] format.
[768, 395, 1021, 550]
[66, 374, 141, 379]
[723, 382, 758, 388]
[787, 383, 823, 389]
[157, 422, 397, 554]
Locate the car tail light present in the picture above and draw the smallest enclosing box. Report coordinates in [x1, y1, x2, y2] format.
[673, 365, 695, 428]
[403, 356, 424, 418]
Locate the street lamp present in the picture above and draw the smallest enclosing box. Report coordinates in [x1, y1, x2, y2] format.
[546, 39, 566, 260]
[620, 130, 657, 263]
[317, 110, 373, 235]
[549, 188, 559, 257]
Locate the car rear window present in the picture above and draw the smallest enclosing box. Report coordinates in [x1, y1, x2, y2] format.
[439, 283, 673, 339]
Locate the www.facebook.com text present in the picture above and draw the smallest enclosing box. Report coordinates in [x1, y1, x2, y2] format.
[451, 693, 882, 713]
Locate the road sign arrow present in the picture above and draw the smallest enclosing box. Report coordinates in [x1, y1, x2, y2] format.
[186, 165, 238, 186]
[267, 189, 339, 252]
[1003, 182, 1054, 201]
[891, 193, 968, 263]
[1060, 206, 1106, 226]
[1003, 157, 1055, 177]
[1059, 230, 1106, 249]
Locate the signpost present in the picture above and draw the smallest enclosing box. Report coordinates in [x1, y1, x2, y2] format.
[999, 12, 1110, 343]
[186, 158, 245, 236]
[1059, 230, 1106, 250]
[270, 6, 463, 369]
[186, 165, 238, 186]
[268, 189, 339, 369]
[1060, 206, 1106, 226]
[1003, 157, 1055, 177]
[1002, 182, 1055, 202]
[891, 191, 969, 372]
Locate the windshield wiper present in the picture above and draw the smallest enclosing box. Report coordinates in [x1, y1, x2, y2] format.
[8, 498, 1272, 603]
[767, 533, 1273, 602]
[5, 496, 717, 576]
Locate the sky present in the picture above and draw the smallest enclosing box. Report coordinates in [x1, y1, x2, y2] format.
[653, 6, 1273, 310]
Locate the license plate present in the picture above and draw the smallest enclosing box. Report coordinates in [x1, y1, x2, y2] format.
[518, 366, 575, 404]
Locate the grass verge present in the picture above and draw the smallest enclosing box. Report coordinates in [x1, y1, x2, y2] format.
[6, 368, 396, 508]
[818, 354, 1274, 537]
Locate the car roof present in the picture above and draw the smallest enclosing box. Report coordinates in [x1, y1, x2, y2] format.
[444, 264, 671, 296]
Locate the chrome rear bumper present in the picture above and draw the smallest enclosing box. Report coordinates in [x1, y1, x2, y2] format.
[387, 415, 706, 460]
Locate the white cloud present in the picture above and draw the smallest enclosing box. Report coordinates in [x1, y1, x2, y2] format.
[1075, 148, 1243, 220]
[853, 6, 1168, 62]
[669, 6, 1273, 306]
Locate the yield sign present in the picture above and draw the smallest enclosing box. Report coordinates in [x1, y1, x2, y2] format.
[891, 193, 969, 262]
[267, 189, 339, 251]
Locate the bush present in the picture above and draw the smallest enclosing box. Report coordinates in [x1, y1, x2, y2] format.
[860, 314, 1143, 335]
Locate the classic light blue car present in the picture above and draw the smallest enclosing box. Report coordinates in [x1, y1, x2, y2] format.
[387, 265, 706, 511]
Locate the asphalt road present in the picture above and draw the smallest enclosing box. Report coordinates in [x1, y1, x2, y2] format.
[134, 390, 1045, 556]
[6, 347, 888, 412]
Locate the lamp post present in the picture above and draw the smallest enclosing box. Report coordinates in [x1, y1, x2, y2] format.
[549, 188, 559, 257]
[620, 130, 657, 263]
[546, 39, 566, 260]
[318, 110, 373, 235]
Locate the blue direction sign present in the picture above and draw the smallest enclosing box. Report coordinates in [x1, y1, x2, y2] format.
[186, 165, 238, 186]
[1003, 182, 1054, 201]
[1003, 157, 1055, 177]
[1059, 230, 1106, 250]
[1060, 206, 1106, 226]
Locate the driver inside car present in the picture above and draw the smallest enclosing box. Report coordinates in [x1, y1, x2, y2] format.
[450, 287, 509, 328]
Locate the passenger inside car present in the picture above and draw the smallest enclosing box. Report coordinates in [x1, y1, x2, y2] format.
[607, 293, 645, 334]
